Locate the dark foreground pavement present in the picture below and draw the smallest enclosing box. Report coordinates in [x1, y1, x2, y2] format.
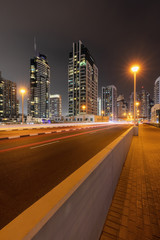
[100, 124, 160, 240]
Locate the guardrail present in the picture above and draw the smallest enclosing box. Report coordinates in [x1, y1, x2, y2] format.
[0, 127, 135, 240]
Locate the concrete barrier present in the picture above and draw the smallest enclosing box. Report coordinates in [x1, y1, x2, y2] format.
[0, 127, 134, 240]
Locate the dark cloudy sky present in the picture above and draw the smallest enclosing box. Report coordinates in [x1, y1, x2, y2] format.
[0, 0, 160, 114]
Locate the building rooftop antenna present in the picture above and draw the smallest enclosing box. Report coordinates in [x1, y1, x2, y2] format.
[34, 36, 37, 56]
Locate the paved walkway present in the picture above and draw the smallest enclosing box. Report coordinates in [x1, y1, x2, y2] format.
[100, 124, 160, 240]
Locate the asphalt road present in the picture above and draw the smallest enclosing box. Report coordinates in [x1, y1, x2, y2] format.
[0, 124, 130, 229]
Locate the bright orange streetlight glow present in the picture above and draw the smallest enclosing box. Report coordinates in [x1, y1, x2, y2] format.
[20, 89, 26, 94]
[20, 88, 26, 124]
[82, 105, 86, 110]
[136, 101, 140, 106]
[131, 66, 139, 73]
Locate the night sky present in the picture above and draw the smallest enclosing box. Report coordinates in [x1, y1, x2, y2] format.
[0, 0, 160, 114]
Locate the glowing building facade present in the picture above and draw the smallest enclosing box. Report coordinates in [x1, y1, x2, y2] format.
[68, 40, 98, 116]
[50, 94, 62, 119]
[0, 72, 18, 121]
[154, 76, 160, 104]
[28, 54, 50, 119]
[102, 85, 117, 120]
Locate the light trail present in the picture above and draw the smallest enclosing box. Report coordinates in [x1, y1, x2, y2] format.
[0, 126, 115, 153]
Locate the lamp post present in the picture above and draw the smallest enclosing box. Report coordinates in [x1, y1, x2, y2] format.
[136, 101, 140, 123]
[82, 105, 86, 113]
[131, 66, 139, 125]
[20, 89, 26, 124]
[101, 110, 104, 121]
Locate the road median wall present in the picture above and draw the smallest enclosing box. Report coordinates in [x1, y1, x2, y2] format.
[0, 127, 134, 240]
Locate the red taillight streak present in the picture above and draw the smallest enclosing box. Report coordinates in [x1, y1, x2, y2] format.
[0, 126, 112, 153]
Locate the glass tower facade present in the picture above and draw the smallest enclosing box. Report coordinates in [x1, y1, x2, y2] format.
[102, 85, 117, 120]
[28, 54, 50, 119]
[0, 72, 18, 121]
[68, 40, 98, 116]
[50, 94, 62, 118]
[154, 76, 160, 104]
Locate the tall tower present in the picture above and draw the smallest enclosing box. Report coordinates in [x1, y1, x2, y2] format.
[139, 87, 150, 120]
[0, 72, 18, 121]
[97, 97, 102, 116]
[117, 95, 127, 119]
[102, 85, 117, 120]
[50, 94, 62, 119]
[68, 40, 98, 116]
[29, 54, 50, 119]
[154, 76, 160, 104]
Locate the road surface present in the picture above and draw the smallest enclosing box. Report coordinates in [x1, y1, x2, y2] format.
[0, 124, 130, 229]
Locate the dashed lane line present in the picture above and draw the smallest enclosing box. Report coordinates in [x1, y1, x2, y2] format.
[30, 141, 60, 149]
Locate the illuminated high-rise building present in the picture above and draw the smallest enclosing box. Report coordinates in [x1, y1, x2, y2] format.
[68, 40, 98, 116]
[28, 54, 50, 119]
[50, 94, 62, 119]
[139, 87, 150, 120]
[117, 95, 127, 119]
[154, 76, 160, 104]
[129, 92, 139, 116]
[102, 85, 117, 120]
[0, 72, 18, 121]
[97, 97, 102, 116]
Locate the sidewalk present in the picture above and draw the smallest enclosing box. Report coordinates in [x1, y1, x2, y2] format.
[100, 124, 160, 240]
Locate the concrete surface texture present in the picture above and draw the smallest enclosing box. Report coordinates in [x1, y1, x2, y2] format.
[100, 124, 160, 240]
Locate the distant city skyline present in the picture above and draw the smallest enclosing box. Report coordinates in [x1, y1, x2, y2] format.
[0, 1, 160, 115]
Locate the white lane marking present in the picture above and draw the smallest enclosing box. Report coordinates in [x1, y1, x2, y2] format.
[30, 141, 60, 149]
[30, 134, 38, 136]
[56, 130, 62, 132]
[9, 136, 20, 139]
[45, 132, 51, 134]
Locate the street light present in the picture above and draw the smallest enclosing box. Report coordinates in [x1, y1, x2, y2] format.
[131, 65, 139, 125]
[82, 105, 86, 113]
[101, 110, 104, 121]
[110, 113, 113, 121]
[136, 101, 140, 123]
[101, 110, 104, 116]
[20, 88, 26, 124]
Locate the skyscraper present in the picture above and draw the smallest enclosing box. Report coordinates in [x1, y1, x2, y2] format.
[139, 87, 150, 120]
[117, 95, 127, 119]
[102, 85, 117, 120]
[154, 76, 160, 104]
[0, 72, 18, 121]
[129, 92, 139, 117]
[68, 40, 98, 116]
[50, 94, 62, 119]
[97, 97, 102, 116]
[28, 54, 50, 119]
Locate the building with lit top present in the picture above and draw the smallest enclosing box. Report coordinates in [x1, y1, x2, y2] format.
[50, 94, 62, 119]
[28, 54, 50, 119]
[68, 40, 98, 116]
[0, 71, 18, 121]
[102, 85, 117, 120]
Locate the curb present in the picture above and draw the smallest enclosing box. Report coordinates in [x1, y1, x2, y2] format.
[0, 125, 108, 141]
